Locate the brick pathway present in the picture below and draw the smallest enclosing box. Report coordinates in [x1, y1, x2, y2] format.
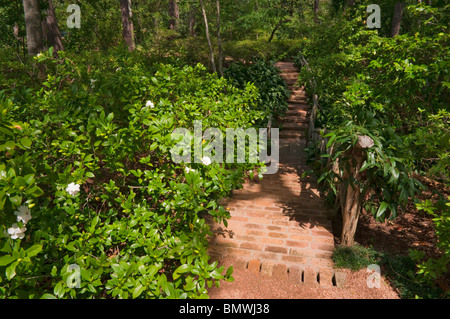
[207, 62, 337, 288]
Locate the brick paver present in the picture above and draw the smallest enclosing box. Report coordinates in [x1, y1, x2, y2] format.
[207, 61, 337, 287]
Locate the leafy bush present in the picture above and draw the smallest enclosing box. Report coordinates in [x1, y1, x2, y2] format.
[411, 197, 450, 292]
[299, 2, 448, 222]
[224, 59, 290, 125]
[0, 48, 266, 298]
[224, 39, 302, 62]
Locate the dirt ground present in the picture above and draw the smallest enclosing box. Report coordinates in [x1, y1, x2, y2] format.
[208, 180, 448, 299]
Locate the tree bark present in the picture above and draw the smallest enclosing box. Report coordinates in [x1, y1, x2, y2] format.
[199, 0, 216, 73]
[23, 0, 43, 55]
[45, 0, 64, 53]
[168, 0, 179, 30]
[314, 0, 319, 23]
[119, 0, 135, 51]
[189, 5, 196, 37]
[216, 0, 223, 77]
[339, 136, 374, 246]
[391, 2, 405, 37]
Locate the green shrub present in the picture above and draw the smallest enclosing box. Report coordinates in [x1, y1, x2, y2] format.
[0, 48, 266, 299]
[224, 39, 302, 63]
[224, 59, 290, 125]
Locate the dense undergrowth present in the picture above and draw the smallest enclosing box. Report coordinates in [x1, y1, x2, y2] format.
[0, 46, 289, 298]
[299, 2, 449, 298]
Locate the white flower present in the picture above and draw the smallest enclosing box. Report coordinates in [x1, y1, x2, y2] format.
[66, 183, 80, 196]
[36, 53, 43, 58]
[116, 67, 122, 72]
[7, 224, 27, 240]
[90, 79, 97, 88]
[185, 167, 196, 174]
[14, 205, 32, 224]
[202, 156, 212, 166]
[145, 100, 155, 108]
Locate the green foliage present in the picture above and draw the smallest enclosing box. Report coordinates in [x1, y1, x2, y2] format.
[0, 47, 270, 299]
[224, 39, 302, 62]
[305, 117, 423, 221]
[300, 3, 448, 219]
[381, 253, 442, 299]
[224, 59, 290, 124]
[411, 196, 450, 290]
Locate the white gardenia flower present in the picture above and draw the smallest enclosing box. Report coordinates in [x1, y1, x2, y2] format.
[14, 205, 32, 224]
[66, 183, 80, 196]
[146, 100, 155, 108]
[202, 156, 212, 166]
[185, 167, 196, 174]
[7, 224, 27, 240]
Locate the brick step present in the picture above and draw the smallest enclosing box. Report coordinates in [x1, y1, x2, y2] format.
[288, 103, 308, 110]
[274, 62, 297, 69]
[280, 116, 309, 124]
[282, 122, 308, 130]
[281, 73, 299, 78]
[280, 130, 306, 138]
[289, 92, 306, 100]
[286, 109, 309, 116]
[288, 97, 306, 105]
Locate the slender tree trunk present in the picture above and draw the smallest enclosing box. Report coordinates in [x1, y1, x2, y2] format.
[168, 0, 179, 30]
[119, 0, 135, 51]
[268, 19, 286, 43]
[391, 2, 405, 37]
[199, 0, 216, 73]
[45, 0, 63, 53]
[23, 0, 43, 55]
[314, 0, 319, 23]
[189, 5, 196, 37]
[216, 0, 223, 77]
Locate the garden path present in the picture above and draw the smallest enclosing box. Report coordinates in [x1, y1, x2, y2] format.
[206, 62, 340, 290]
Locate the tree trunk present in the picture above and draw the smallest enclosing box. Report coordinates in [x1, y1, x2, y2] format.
[216, 0, 223, 77]
[314, 0, 319, 23]
[199, 0, 216, 73]
[268, 18, 287, 43]
[189, 5, 196, 37]
[391, 1, 405, 37]
[339, 136, 374, 246]
[45, 0, 64, 53]
[168, 0, 179, 30]
[119, 0, 135, 51]
[23, 0, 43, 55]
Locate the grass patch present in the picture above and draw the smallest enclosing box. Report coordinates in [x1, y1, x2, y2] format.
[332, 244, 381, 271]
